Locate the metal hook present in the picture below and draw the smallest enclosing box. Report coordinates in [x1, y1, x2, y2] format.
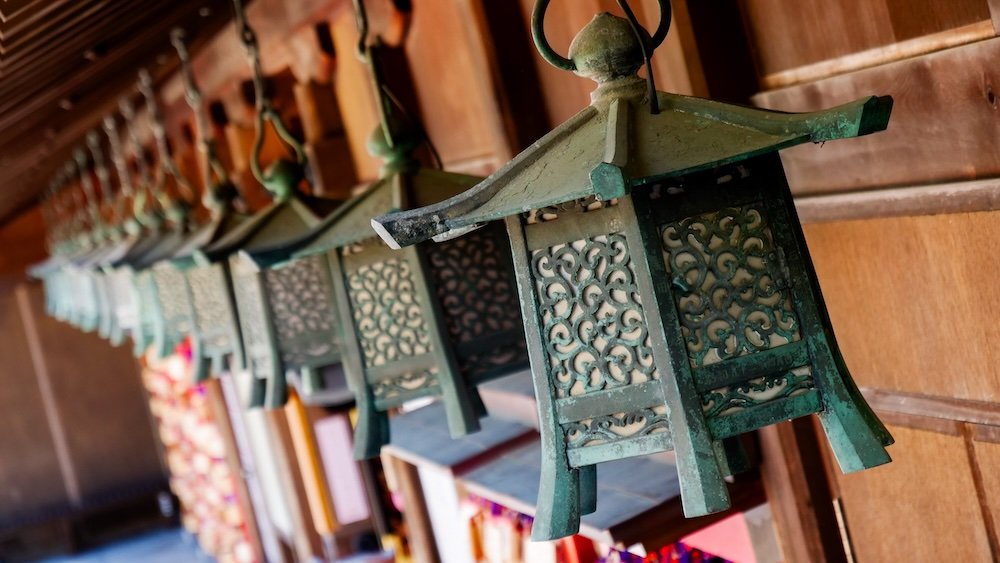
[231, 0, 307, 198]
[171, 27, 236, 211]
[138, 68, 196, 207]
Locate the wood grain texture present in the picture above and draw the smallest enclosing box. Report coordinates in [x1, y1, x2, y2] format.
[759, 421, 847, 563]
[803, 211, 1000, 403]
[756, 38, 1000, 196]
[741, 0, 991, 78]
[19, 284, 165, 507]
[0, 285, 69, 528]
[835, 424, 993, 562]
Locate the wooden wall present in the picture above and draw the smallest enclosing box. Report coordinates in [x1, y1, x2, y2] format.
[739, 0, 1000, 560]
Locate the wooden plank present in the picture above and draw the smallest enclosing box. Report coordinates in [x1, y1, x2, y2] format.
[862, 388, 1000, 428]
[0, 283, 71, 528]
[759, 420, 848, 563]
[803, 211, 1000, 404]
[760, 21, 994, 90]
[741, 0, 991, 79]
[795, 177, 1000, 223]
[755, 38, 1000, 196]
[964, 425, 1000, 561]
[385, 455, 440, 563]
[17, 283, 165, 507]
[973, 440, 1000, 557]
[834, 424, 994, 562]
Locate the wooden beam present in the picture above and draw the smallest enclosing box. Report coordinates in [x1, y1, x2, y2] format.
[862, 387, 1000, 428]
[759, 420, 848, 563]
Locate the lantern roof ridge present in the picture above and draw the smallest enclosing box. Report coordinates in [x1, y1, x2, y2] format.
[288, 166, 483, 262]
[194, 194, 334, 266]
[371, 91, 892, 249]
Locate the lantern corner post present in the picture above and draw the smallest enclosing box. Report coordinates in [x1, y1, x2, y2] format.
[616, 190, 732, 517]
[502, 214, 588, 541]
[408, 243, 482, 438]
[760, 157, 893, 473]
[326, 247, 391, 460]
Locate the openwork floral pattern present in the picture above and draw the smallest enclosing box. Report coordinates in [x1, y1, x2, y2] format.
[532, 233, 659, 398]
[345, 256, 432, 368]
[426, 226, 522, 343]
[154, 266, 192, 343]
[564, 406, 670, 449]
[701, 367, 814, 419]
[264, 256, 338, 367]
[372, 369, 440, 403]
[187, 265, 233, 351]
[231, 267, 272, 376]
[660, 206, 800, 368]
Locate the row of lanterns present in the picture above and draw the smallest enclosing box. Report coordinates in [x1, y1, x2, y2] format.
[30, 0, 894, 541]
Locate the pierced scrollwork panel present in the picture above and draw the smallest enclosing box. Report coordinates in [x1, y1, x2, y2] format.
[532, 232, 659, 399]
[701, 366, 814, 419]
[660, 205, 801, 368]
[344, 255, 433, 369]
[426, 226, 522, 344]
[186, 265, 234, 352]
[231, 266, 272, 377]
[372, 369, 440, 404]
[564, 406, 670, 449]
[154, 266, 192, 341]
[264, 256, 338, 367]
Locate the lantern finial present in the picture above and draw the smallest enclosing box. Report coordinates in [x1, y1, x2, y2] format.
[569, 13, 643, 84]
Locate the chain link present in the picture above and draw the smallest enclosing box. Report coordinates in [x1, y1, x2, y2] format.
[87, 130, 116, 223]
[231, 0, 305, 193]
[120, 96, 161, 228]
[171, 27, 233, 208]
[139, 68, 196, 206]
[103, 114, 134, 227]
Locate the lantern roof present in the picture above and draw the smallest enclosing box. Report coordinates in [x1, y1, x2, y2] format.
[169, 208, 249, 269]
[371, 10, 892, 249]
[193, 194, 340, 267]
[274, 165, 481, 266]
[372, 83, 891, 248]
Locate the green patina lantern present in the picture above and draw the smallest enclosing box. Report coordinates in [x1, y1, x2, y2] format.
[373, 0, 894, 540]
[194, 0, 346, 409]
[85, 130, 127, 343]
[165, 28, 250, 384]
[267, 0, 528, 459]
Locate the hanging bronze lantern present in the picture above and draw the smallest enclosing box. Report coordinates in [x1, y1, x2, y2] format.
[167, 27, 250, 384]
[194, 0, 346, 410]
[270, 0, 528, 460]
[372, 0, 894, 540]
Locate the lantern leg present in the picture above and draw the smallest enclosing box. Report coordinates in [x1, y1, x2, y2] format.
[264, 369, 290, 409]
[300, 366, 323, 396]
[532, 439, 582, 541]
[714, 437, 752, 477]
[248, 375, 267, 409]
[352, 387, 390, 460]
[832, 350, 894, 447]
[812, 349, 892, 473]
[191, 338, 211, 383]
[620, 194, 732, 518]
[469, 385, 488, 419]
[579, 464, 597, 515]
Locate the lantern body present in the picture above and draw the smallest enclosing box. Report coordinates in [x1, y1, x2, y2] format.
[326, 217, 528, 460]
[184, 262, 244, 380]
[150, 262, 195, 359]
[105, 267, 139, 345]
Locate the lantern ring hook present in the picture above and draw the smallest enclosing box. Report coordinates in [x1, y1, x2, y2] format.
[531, 0, 671, 71]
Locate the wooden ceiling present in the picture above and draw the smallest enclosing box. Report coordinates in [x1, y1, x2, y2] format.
[0, 0, 236, 226]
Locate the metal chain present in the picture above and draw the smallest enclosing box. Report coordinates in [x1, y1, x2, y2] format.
[170, 28, 233, 207]
[66, 160, 88, 243]
[138, 68, 196, 205]
[73, 147, 101, 234]
[120, 96, 161, 227]
[352, 0, 442, 167]
[103, 114, 134, 227]
[87, 130, 116, 224]
[232, 0, 306, 191]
